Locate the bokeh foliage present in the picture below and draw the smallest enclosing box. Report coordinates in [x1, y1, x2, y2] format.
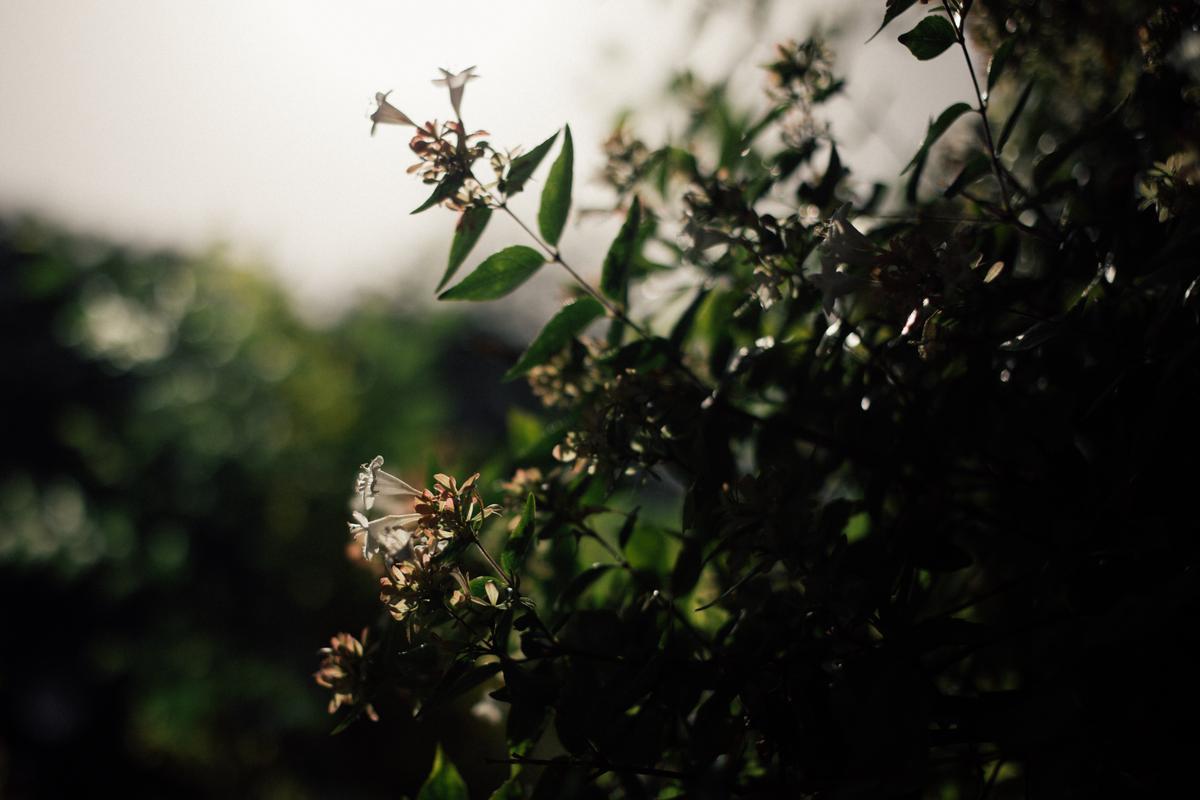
[0, 216, 526, 796]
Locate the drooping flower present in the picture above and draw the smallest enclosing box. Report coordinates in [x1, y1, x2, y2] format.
[355, 455, 421, 511]
[378, 561, 420, 621]
[314, 630, 379, 721]
[348, 510, 421, 563]
[370, 91, 417, 136]
[814, 204, 879, 317]
[432, 66, 479, 118]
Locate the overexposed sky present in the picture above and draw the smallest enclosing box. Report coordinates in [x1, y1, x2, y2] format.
[0, 0, 963, 318]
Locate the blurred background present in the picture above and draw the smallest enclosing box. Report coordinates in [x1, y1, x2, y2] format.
[0, 1, 958, 796]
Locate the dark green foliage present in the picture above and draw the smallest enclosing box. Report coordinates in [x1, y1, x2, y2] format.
[898, 16, 959, 60]
[537, 126, 573, 246]
[417, 746, 470, 800]
[502, 131, 559, 196]
[414, 172, 467, 214]
[441, 205, 493, 291]
[500, 493, 537, 576]
[0, 217, 521, 796]
[600, 197, 641, 305]
[867, 0, 920, 42]
[439, 245, 546, 300]
[504, 297, 605, 381]
[361, 3, 1200, 796]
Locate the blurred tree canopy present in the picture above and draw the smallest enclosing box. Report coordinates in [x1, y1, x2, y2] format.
[0, 215, 529, 796]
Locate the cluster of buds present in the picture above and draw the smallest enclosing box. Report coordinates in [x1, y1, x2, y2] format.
[765, 38, 838, 148]
[1138, 151, 1199, 223]
[350, 460, 502, 622]
[313, 630, 379, 722]
[316, 459, 510, 718]
[601, 123, 653, 196]
[406, 120, 492, 210]
[765, 38, 837, 105]
[526, 340, 602, 409]
[551, 365, 688, 482]
[370, 67, 497, 212]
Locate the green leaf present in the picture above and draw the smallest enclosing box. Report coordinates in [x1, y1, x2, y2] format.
[600, 197, 641, 304]
[503, 131, 559, 196]
[489, 778, 526, 800]
[557, 564, 613, 610]
[898, 17, 958, 61]
[439, 246, 546, 301]
[504, 297, 605, 381]
[538, 125, 573, 246]
[469, 576, 504, 602]
[501, 493, 537, 576]
[987, 38, 1015, 92]
[669, 288, 709, 350]
[905, 103, 972, 174]
[943, 152, 992, 198]
[867, 0, 919, 42]
[670, 540, 703, 596]
[997, 80, 1034, 153]
[417, 745, 469, 800]
[413, 173, 465, 214]
[617, 508, 640, 551]
[903, 102, 972, 202]
[813, 143, 844, 208]
[439, 206, 492, 291]
[430, 661, 503, 707]
[328, 704, 369, 736]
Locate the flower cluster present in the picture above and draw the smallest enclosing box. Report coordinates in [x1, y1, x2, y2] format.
[406, 120, 492, 210]
[313, 630, 379, 722]
[601, 123, 653, 196]
[1139, 151, 1199, 223]
[351, 460, 502, 619]
[765, 38, 838, 147]
[370, 68, 495, 212]
[317, 459, 510, 717]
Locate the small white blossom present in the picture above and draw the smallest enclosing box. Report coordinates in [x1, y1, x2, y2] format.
[348, 510, 422, 563]
[370, 91, 417, 136]
[432, 66, 479, 118]
[355, 455, 421, 511]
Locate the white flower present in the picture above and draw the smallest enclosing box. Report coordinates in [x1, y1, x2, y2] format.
[355, 455, 421, 511]
[432, 66, 479, 118]
[813, 204, 878, 318]
[370, 91, 417, 136]
[348, 510, 422, 563]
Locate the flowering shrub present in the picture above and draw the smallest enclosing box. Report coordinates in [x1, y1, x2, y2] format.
[320, 2, 1200, 797]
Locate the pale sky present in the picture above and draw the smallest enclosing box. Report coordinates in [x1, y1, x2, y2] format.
[0, 1, 963, 318]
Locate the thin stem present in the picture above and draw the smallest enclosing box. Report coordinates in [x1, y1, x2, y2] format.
[445, 602, 487, 641]
[490, 191, 716, 395]
[455, 491, 511, 584]
[495, 201, 648, 336]
[576, 521, 632, 569]
[944, 1, 1015, 220]
[468, 529, 509, 584]
[979, 758, 1006, 800]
